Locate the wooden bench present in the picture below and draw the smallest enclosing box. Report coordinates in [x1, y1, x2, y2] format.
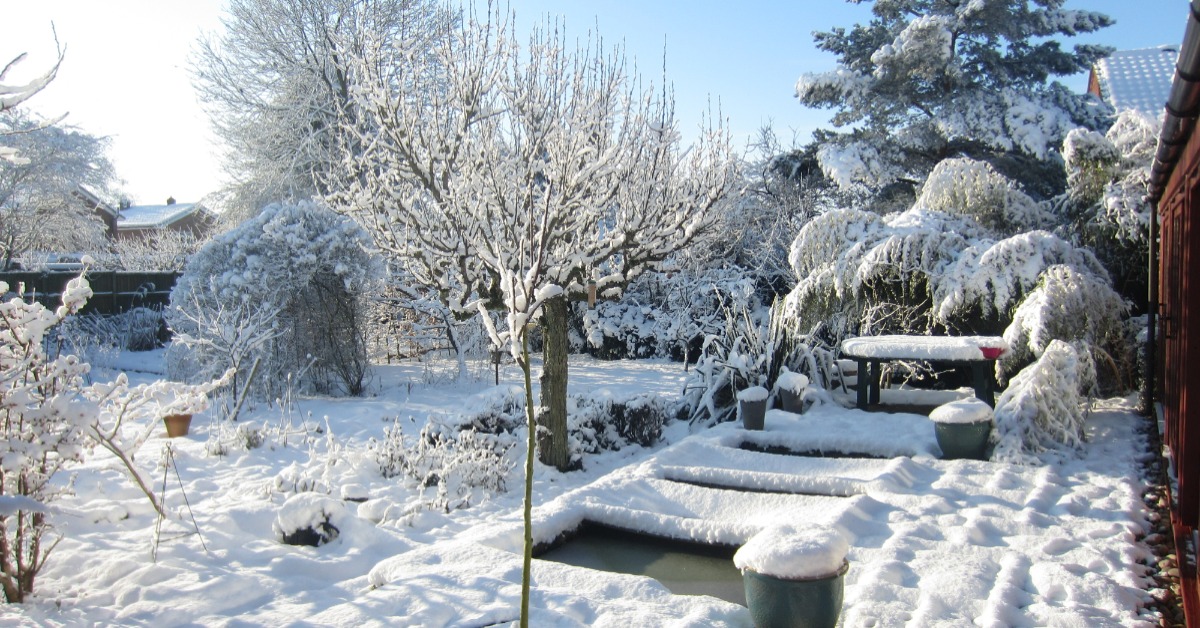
[840, 335, 1008, 410]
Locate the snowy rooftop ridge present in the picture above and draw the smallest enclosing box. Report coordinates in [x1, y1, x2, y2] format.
[1093, 45, 1178, 116]
[118, 202, 202, 229]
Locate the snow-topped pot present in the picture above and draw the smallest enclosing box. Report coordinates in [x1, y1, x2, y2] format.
[734, 523, 849, 580]
[736, 523, 849, 628]
[776, 372, 809, 394]
[737, 386, 769, 402]
[928, 397, 993, 424]
[738, 386, 769, 430]
[930, 399, 993, 460]
[776, 372, 809, 414]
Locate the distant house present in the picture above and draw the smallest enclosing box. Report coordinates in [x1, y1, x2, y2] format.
[1088, 45, 1178, 116]
[117, 197, 216, 240]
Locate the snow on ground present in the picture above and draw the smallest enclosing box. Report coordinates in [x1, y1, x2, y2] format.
[0, 352, 1160, 626]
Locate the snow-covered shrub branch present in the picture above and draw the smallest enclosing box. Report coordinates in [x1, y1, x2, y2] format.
[84, 369, 234, 517]
[1002, 265, 1129, 389]
[992, 340, 1094, 463]
[1057, 109, 1157, 309]
[370, 418, 516, 514]
[0, 275, 92, 602]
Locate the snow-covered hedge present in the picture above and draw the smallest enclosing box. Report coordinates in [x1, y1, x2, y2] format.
[577, 269, 756, 362]
[456, 386, 675, 469]
[168, 200, 382, 399]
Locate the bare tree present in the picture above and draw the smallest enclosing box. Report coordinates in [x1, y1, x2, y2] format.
[0, 110, 116, 269]
[329, 10, 737, 471]
[191, 0, 455, 221]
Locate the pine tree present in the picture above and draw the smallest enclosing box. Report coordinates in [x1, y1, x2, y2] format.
[797, 0, 1113, 203]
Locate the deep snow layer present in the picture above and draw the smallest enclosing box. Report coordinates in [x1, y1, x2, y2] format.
[0, 354, 1160, 626]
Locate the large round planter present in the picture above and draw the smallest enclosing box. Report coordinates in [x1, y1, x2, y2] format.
[743, 560, 848, 628]
[740, 398, 767, 431]
[163, 413, 193, 438]
[934, 420, 991, 460]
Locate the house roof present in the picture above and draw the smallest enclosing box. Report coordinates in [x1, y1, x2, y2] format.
[75, 186, 117, 217]
[117, 202, 205, 229]
[1093, 46, 1178, 116]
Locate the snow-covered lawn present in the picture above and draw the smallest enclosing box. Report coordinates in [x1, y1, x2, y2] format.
[0, 353, 1159, 626]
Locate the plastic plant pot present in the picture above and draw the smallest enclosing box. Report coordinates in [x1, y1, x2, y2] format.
[738, 386, 769, 431]
[776, 372, 809, 414]
[742, 560, 848, 628]
[933, 420, 991, 460]
[778, 388, 804, 414]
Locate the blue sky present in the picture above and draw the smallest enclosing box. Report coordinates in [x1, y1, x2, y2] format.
[0, 1, 1190, 205]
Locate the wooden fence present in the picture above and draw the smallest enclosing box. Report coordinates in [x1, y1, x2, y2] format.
[0, 271, 181, 315]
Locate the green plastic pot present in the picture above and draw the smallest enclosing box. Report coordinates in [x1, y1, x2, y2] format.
[934, 420, 991, 460]
[742, 560, 847, 628]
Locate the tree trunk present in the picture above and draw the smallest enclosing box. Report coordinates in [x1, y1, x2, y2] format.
[539, 295, 571, 470]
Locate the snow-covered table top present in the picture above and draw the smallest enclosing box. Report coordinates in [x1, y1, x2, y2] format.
[841, 335, 1008, 361]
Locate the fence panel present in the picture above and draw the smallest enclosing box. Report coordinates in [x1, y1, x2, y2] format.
[0, 271, 181, 315]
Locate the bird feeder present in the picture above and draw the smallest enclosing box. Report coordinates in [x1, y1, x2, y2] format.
[587, 279, 597, 309]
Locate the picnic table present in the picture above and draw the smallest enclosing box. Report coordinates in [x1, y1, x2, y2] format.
[840, 335, 1008, 411]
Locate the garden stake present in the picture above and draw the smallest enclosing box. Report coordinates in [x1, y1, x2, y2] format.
[151, 443, 208, 562]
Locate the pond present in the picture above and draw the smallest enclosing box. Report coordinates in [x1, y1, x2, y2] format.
[538, 522, 746, 606]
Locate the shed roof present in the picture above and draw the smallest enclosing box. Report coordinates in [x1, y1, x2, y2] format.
[1093, 46, 1178, 116]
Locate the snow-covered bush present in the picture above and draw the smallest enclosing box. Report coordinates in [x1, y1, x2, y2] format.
[914, 158, 1048, 234]
[273, 493, 346, 547]
[369, 418, 515, 513]
[1058, 109, 1157, 308]
[271, 462, 328, 495]
[992, 340, 1093, 463]
[168, 200, 382, 399]
[456, 386, 674, 468]
[570, 392, 673, 455]
[57, 307, 166, 362]
[0, 276, 94, 602]
[578, 269, 755, 362]
[1002, 265, 1129, 391]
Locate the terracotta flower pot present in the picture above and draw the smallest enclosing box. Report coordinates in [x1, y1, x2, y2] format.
[163, 413, 193, 438]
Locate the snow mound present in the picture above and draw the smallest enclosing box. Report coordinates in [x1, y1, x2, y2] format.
[734, 522, 849, 579]
[929, 398, 994, 424]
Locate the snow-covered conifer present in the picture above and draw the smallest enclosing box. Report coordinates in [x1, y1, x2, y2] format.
[797, 0, 1113, 201]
